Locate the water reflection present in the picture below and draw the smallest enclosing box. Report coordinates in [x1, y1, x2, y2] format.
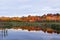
[2, 29, 8, 37]
[0, 26, 60, 38]
[0, 29, 8, 40]
[0, 26, 60, 40]
[11, 26, 60, 34]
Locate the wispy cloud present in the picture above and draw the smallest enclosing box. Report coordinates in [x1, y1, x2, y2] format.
[0, 0, 60, 16]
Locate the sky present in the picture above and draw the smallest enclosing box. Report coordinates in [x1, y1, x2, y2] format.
[0, 0, 60, 17]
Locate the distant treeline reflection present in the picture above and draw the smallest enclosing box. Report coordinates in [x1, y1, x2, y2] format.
[0, 24, 60, 34]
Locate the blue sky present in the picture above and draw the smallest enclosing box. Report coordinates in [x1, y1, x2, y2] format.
[0, 0, 60, 16]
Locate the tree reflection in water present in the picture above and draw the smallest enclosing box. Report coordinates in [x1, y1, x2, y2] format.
[0, 28, 8, 40]
[0, 25, 60, 38]
[11, 26, 60, 34]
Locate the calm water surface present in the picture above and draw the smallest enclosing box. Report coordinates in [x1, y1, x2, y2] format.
[0, 29, 60, 40]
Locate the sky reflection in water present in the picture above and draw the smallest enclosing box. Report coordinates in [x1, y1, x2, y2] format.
[0, 29, 60, 40]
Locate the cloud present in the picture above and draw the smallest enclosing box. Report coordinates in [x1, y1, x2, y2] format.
[17, 0, 31, 2]
[0, 0, 60, 16]
[41, 7, 60, 13]
[0, 0, 30, 2]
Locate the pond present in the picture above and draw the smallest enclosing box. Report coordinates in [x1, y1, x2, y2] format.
[0, 26, 60, 40]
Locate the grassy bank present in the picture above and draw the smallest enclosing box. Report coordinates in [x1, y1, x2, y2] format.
[0, 21, 60, 33]
[0, 21, 60, 26]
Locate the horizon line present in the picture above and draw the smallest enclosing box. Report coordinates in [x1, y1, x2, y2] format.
[0, 13, 60, 17]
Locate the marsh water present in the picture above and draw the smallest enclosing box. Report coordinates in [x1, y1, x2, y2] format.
[0, 26, 60, 40]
